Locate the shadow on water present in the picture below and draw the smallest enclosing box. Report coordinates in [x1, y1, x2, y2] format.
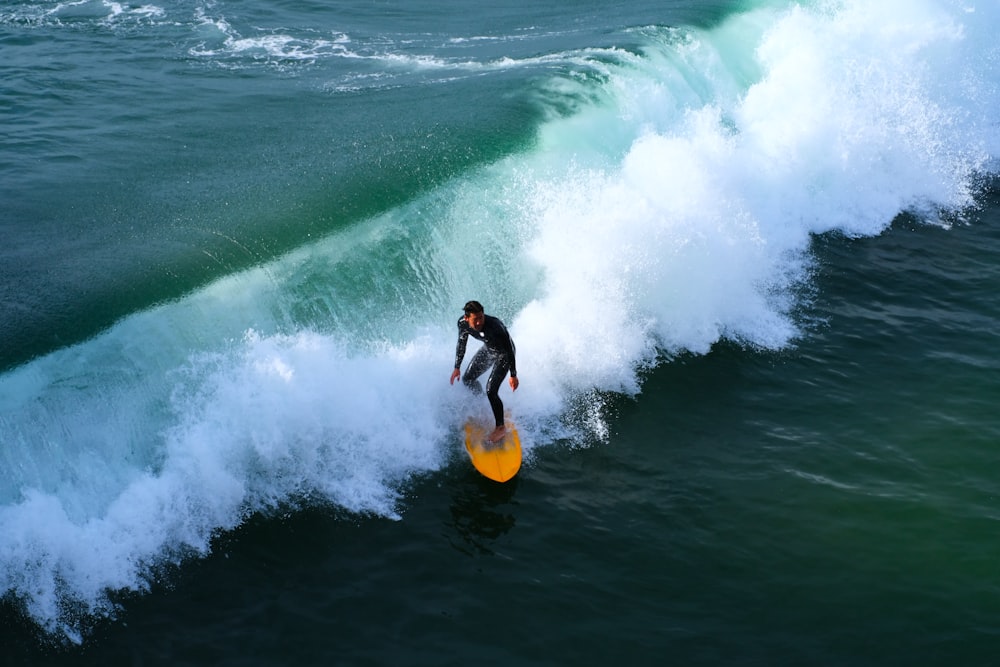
[444, 472, 520, 557]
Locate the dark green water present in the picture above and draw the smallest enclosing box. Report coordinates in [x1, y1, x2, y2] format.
[3, 1, 1000, 664]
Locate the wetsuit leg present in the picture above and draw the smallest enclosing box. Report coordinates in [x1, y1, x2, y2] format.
[485, 357, 511, 429]
[462, 347, 492, 395]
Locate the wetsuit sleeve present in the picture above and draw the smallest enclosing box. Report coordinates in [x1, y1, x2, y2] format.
[454, 317, 470, 369]
[505, 335, 517, 378]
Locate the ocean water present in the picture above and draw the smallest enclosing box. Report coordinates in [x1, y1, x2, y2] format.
[3, 0, 1000, 663]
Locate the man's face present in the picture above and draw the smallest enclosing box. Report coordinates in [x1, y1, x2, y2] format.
[465, 311, 485, 331]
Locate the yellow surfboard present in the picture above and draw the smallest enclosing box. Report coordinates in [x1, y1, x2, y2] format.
[463, 419, 522, 482]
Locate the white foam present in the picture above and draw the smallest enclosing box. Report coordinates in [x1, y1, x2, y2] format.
[515, 0, 995, 390]
[187, 8, 351, 63]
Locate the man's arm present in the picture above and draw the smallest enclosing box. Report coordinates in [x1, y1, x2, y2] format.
[451, 318, 470, 384]
[500, 322, 517, 378]
[499, 320, 518, 390]
[488, 316, 517, 379]
[505, 330, 519, 391]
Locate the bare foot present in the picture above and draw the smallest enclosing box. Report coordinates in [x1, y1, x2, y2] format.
[486, 426, 507, 443]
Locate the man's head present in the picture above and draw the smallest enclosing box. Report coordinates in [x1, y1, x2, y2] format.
[463, 300, 485, 331]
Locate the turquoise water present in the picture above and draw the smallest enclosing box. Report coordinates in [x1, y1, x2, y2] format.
[3, 0, 1000, 663]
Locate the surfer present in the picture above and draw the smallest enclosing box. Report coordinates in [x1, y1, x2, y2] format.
[450, 300, 519, 443]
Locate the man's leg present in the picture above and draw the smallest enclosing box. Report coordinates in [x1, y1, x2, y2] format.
[485, 358, 511, 438]
[462, 348, 492, 394]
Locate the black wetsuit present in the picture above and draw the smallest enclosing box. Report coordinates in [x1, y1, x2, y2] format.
[454, 314, 517, 428]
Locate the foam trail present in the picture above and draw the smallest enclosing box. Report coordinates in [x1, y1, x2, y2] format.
[2, 0, 999, 641]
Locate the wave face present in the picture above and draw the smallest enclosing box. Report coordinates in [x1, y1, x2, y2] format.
[2, 0, 998, 640]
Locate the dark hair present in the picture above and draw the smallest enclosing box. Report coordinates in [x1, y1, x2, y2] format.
[463, 300, 484, 316]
